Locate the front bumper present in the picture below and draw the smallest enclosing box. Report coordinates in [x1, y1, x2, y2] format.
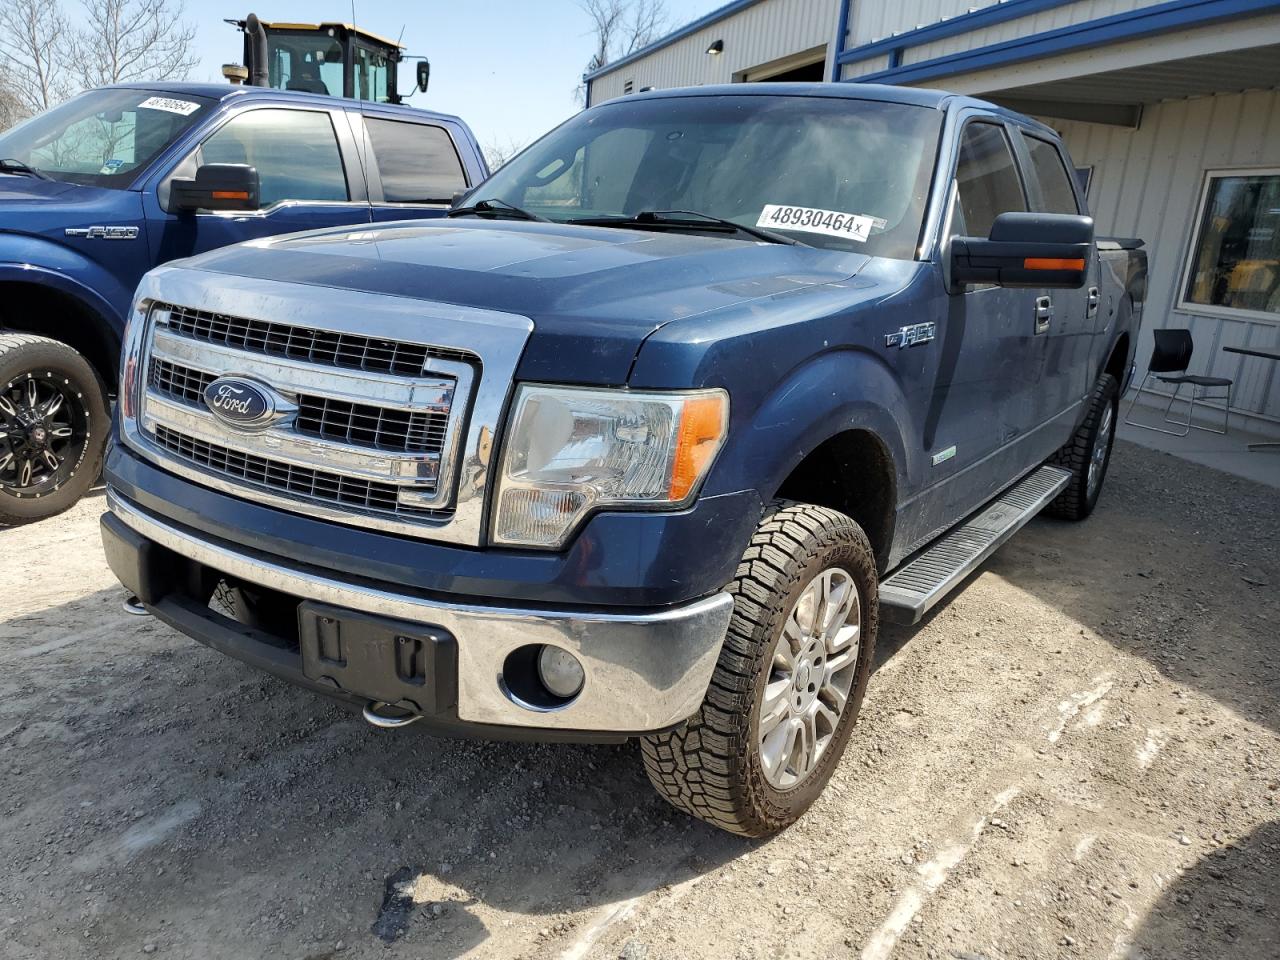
[102, 488, 734, 738]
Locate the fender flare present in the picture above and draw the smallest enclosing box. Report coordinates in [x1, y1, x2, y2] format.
[709, 347, 915, 506]
[0, 260, 127, 338]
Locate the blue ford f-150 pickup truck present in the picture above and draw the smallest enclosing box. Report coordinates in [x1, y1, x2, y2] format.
[0, 82, 486, 523]
[101, 84, 1146, 837]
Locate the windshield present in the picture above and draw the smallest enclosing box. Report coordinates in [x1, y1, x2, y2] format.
[0, 88, 213, 188]
[471, 94, 943, 258]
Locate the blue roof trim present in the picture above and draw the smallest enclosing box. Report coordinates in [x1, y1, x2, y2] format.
[837, 0, 1078, 66]
[841, 0, 1280, 86]
[582, 0, 767, 81]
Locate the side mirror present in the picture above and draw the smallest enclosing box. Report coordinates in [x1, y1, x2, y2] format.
[416, 60, 431, 94]
[171, 163, 260, 213]
[450, 188, 469, 208]
[952, 212, 1093, 289]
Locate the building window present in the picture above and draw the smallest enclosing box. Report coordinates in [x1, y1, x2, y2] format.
[1074, 166, 1093, 199]
[1182, 168, 1280, 319]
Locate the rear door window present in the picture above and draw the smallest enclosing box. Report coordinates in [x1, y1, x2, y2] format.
[199, 108, 348, 207]
[952, 122, 1026, 238]
[366, 118, 467, 203]
[1024, 134, 1081, 214]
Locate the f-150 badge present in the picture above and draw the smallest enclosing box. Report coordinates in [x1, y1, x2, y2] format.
[885, 322, 936, 349]
[65, 225, 139, 240]
[885, 325, 936, 350]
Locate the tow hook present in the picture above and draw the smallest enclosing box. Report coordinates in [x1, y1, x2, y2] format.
[362, 701, 423, 729]
[122, 595, 150, 616]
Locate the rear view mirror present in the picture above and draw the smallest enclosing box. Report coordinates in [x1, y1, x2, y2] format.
[171, 163, 260, 213]
[416, 60, 431, 93]
[952, 212, 1093, 289]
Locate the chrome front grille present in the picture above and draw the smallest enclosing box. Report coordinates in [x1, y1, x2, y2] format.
[149, 356, 449, 455]
[294, 395, 448, 453]
[165, 304, 473, 372]
[135, 301, 479, 536]
[150, 357, 212, 406]
[121, 269, 533, 546]
[153, 425, 406, 514]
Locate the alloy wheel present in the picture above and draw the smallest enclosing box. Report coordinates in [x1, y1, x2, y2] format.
[758, 567, 861, 789]
[0, 373, 89, 499]
[1087, 400, 1114, 500]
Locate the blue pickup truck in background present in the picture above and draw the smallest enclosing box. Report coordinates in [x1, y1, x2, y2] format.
[0, 82, 487, 522]
[100, 83, 1146, 837]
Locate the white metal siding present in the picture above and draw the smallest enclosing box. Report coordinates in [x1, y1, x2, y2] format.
[1055, 89, 1280, 427]
[841, 0, 1170, 80]
[587, 0, 839, 104]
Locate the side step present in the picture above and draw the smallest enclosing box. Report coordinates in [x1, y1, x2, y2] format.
[878, 465, 1071, 625]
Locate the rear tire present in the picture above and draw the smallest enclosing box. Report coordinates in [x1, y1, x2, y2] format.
[0, 334, 108, 525]
[1046, 372, 1118, 521]
[641, 501, 878, 837]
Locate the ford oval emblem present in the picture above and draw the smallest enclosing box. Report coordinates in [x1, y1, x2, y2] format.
[204, 376, 274, 428]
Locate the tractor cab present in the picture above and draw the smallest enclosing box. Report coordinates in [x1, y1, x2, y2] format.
[223, 13, 429, 104]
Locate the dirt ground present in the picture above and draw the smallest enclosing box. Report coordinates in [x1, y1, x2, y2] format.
[1, 440, 1276, 960]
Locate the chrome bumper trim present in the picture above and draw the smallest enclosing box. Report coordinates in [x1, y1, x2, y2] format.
[106, 489, 733, 732]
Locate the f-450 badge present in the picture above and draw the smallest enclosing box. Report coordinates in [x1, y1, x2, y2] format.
[885, 322, 936, 349]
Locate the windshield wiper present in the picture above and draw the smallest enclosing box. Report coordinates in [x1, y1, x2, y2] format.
[0, 158, 52, 181]
[446, 197, 548, 222]
[568, 209, 805, 246]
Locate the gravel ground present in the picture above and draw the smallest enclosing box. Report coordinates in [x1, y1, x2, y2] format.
[1, 440, 1276, 960]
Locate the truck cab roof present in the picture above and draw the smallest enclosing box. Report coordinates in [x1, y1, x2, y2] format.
[618, 81, 1060, 139]
[100, 81, 468, 127]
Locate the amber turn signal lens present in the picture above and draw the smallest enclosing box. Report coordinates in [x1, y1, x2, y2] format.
[212, 190, 249, 200]
[669, 393, 728, 501]
[1024, 257, 1084, 270]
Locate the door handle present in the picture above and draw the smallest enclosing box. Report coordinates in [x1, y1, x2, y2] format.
[1087, 286, 1100, 319]
[1034, 295, 1053, 335]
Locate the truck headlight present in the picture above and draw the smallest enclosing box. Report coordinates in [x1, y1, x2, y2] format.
[491, 385, 728, 548]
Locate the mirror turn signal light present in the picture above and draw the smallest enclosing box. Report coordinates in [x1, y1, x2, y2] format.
[1024, 257, 1085, 270]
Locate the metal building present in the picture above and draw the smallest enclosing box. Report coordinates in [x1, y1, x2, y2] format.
[583, 0, 1280, 437]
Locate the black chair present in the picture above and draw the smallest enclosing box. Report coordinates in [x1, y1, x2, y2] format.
[1123, 329, 1232, 436]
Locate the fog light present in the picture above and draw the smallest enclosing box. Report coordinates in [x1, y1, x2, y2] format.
[537, 646, 585, 699]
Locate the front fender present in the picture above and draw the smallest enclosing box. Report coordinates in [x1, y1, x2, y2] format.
[0, 234, 132, 336]
[710, 347, 914, 505]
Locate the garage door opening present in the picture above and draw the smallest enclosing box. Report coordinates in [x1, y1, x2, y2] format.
[735, 44, 828, 84]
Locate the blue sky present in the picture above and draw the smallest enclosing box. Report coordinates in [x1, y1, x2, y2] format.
[185, 1, 723, 150]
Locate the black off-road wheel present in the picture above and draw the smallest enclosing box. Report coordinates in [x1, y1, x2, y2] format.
[0, 334, 108, 525]
[1045, 372, 1118, 522]
[641, 501, 878, 838]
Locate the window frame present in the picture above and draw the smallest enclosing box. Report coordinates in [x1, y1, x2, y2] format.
[1176, 165, 1280, 326]
[1016, 129, 1084, 217]
[360, 114, 469, 207]
[948, 118, 1031, 241]
[159, 102, 367, 216]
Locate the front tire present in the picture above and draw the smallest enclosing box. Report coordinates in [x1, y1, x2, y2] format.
[0, 334, 108, 525]
[641, 501, 878, 837]
[1046, 372, 1118, 521]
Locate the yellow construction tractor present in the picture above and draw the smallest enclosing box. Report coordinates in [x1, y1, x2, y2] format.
[222, 13, 429, 104]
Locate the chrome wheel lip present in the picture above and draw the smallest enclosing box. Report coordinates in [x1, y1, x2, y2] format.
[0, 372, 89, 497]
[758, 566, 861, 791]
[1087, 400, 1115, 500]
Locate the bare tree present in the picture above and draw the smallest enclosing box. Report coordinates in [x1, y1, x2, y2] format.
[0, 85, 26, 131]
[0, 0, 72, 121]
[70, 0, 197, 90]
[577, 0, 668, 102]
[482, 135, 529, 172]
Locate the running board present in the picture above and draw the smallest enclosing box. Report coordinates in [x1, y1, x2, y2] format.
[878, 465, 1071, 625]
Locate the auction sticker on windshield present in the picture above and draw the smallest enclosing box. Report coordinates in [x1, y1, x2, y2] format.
[758, 204, 876, 242]
[138, 96, 200, 116]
